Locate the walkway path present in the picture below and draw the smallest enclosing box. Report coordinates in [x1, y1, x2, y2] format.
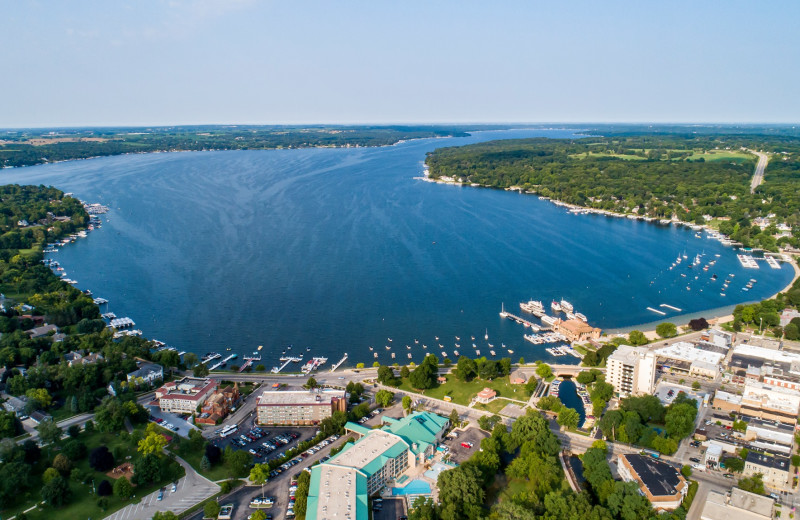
[104, 454, 219, 520]
[749, 149, 769, 194]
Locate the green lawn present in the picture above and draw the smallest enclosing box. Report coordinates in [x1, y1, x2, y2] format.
[1, 424, 185, 520]
[569, 152, 648, 161]
[397, 375, 530, 406]
[683, 150, 753, 162]
[169, 444, 230, 482]
[474, 398, 513, 415]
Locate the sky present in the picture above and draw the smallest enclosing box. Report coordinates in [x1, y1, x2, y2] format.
[1, 0, 799, 127]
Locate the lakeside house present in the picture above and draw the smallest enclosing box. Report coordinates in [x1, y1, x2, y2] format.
[126, 362, 164, 386]
[553, 318, 601, 342]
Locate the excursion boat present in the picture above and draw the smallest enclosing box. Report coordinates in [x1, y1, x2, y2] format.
[559, 299, 574, 313]
[520, 300, 545, 316]
[551, 300, 562, 312]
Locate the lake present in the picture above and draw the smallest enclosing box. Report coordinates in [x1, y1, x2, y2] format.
[1, 129, 792, 368]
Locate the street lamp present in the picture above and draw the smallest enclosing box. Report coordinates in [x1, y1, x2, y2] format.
[760, 317, 763, 335]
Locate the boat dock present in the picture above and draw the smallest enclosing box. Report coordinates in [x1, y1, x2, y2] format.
[200, 353, 221, 365]
[93, 297, 108, 305]
[271, 356, 301, 373]
[500, 309, 543, 331]
[209, 353, 238, 371]
[766, 256, 782, 269]
[738, 254, 759, 269]
[646, 307, 666, 315]
[101, 312, 117, 320]
[110, 317, 135, 328]
[330, 353, 348, 372]
[660, 303, 682, 312]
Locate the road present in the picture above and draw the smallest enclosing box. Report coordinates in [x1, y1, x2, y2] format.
[749, 149, 769, 194]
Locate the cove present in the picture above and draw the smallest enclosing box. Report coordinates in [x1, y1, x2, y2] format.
[0, 130, 792, 368]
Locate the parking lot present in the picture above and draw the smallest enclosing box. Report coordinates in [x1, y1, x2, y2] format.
[148, 407, 199, 438]
[210, 418, 317, 466]
[442, 425, 489, 465]
[653, 382, 708, 406]
[373, 497, 406, 520]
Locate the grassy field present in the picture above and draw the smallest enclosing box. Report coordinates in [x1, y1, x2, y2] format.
[569, 152, 648, 161]
[1, 424, 185, 520]
[473, 398, 514, 415]
[683, 150, 753, 162]
[397, 375, 530, 405]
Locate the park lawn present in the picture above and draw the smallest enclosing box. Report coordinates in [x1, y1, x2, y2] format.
[398, 375, 529, 406]
[1, 424, 185, 520]
[474, 398, 512, 415]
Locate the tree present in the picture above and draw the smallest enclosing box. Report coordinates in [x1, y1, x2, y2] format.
[688, 318, 709, 331]
[200, 455, 211, 471]
[409, 359, 437, 390]
[409, 497, 438, 520]
[536, 395, 562, 412]
[89, 446, 114, 472]
[400, 366, 410, 378]
[627, 330, 648, 346]
[97, 479, 112, 496]
[205, 443, 222, 465]
[95, 396, 127, 432]
[305, 376, 318, 389]
[375, 389, 394, 407]
[557, 407, 580, 430]
[138, 430, 168, 456]
[449, 408, 459, 426]
[723, 456, 745, 472]
[355, 363, 365, 369]
[193, 363, 210, 378]
[225, 449, 252, 478]
[42, 467, 60, 484]
[67, 424, 81, 438]
[664, 402, 698, 439]
[25, 387, 53, 409]
[153, 512, 180, 520]
[576, 370, 598, 385]
[114, 476, 133, 499]
[0, 410, 18, 439]
[204, 500, 221, 518]
[41, 475, 71, 507]
[53, 453, 72, 474]
[37, 418, 62, 445]
[437, 465, 485, 520]
[402, 395, 412, 411]
[132, 453, 162, 485]
[738, 473, 765, 495]
[294, 470, 311, 516]
[249, 463, 270, 484]
[681, 465, 692, 477]
[377, 366, 399, 386]
[183, 352, 198, 369]
[656, 322, 678, 338]
[248, 511, 268, 520]
[692, 381, 701, 390]
[536, 363, 553, 379]
[456, 357, 477, 381]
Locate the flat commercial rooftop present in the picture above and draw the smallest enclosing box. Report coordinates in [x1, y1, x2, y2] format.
[257, 388, 344, 406]
[654, 341, 725, 365]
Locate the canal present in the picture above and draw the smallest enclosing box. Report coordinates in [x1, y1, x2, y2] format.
[557, 379, 586, 427]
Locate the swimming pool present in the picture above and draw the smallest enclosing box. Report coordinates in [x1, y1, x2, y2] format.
[392, 479, 432, 495]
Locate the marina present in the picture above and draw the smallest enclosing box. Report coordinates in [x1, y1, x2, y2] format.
[500, 306, 543, 331]
[301, 356, 328, 374]
[737, 254, 759, 269]
[109, 317, 135, 328]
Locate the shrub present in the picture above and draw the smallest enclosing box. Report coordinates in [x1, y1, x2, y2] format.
[97, 479, 113, 496]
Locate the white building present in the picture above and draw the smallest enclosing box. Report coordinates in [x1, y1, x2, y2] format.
[607, 345, 657, 397]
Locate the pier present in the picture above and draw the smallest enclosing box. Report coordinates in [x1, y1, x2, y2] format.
[660, 303, 682, 312]
[737, 254, 759, 269]
[500, 309, 543, 331]
[766, 256, 782, 269]
[209, 353, 238, 371]
[271, 357, 301, 373]
[200, 353, 221, 365]
[646, 307, 666, 316]
[330, 353, 348, 372]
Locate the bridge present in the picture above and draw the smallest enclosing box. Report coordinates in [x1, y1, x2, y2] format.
[549, 364, 605, 378]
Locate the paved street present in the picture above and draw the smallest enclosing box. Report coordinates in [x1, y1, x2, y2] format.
[105, 454, 219, 520]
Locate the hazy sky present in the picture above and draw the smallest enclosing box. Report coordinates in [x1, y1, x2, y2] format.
[2, 0, 799, 127]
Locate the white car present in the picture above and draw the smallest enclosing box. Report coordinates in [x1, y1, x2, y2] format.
[692, 464, 705, 471]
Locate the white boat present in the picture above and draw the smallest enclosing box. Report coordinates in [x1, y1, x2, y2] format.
[520, 300, 545, 316]
[551, 300, 562, 312]
[541, 315, 557, 326]
[559, 299, 573, 313]
[484, 329, 488, 340]
[574, 312, 588, 322]
[490, 350, 496, 356]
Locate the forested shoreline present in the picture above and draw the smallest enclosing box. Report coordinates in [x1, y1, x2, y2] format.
[426, 134, 800, 250]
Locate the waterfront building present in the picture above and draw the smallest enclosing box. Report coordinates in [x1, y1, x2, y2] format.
[743, 451, 790, 491]
[617, 454, 688, 511]
[64, 350, 104, 366]
[154, 376, 217, 414]
[606, 345, 656, 397]
[553, 318, 601, 342]
[256, 388, 346, 426]
[127, 362, 164, 385]
[27, 324, 59, 339]
[306, 411, 449, 520]
[654, 341, 726, 371]
[196, 383, 240, 425]
[700, 487, 774, 520]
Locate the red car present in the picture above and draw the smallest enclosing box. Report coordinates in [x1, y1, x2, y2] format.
[461, 442, 473, 449]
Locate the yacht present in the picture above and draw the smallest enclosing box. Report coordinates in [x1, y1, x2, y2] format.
[559, 299, 574, 313]
[520, 300, 545, 316]
[551, 300, 562, 312]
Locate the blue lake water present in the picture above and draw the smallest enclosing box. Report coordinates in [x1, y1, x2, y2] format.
[0, 130, 792, 369]
[556, 379, 586, 427]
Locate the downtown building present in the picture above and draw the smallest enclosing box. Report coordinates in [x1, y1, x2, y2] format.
[154, 376, 218, 414]
[606, 345, 657, 397]
[256, 388, 347, 426]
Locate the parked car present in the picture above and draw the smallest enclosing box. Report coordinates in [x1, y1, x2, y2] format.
[689, 457, 700, 463]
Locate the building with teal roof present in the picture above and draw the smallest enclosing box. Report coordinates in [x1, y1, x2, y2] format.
[306, 411, 449, 520]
